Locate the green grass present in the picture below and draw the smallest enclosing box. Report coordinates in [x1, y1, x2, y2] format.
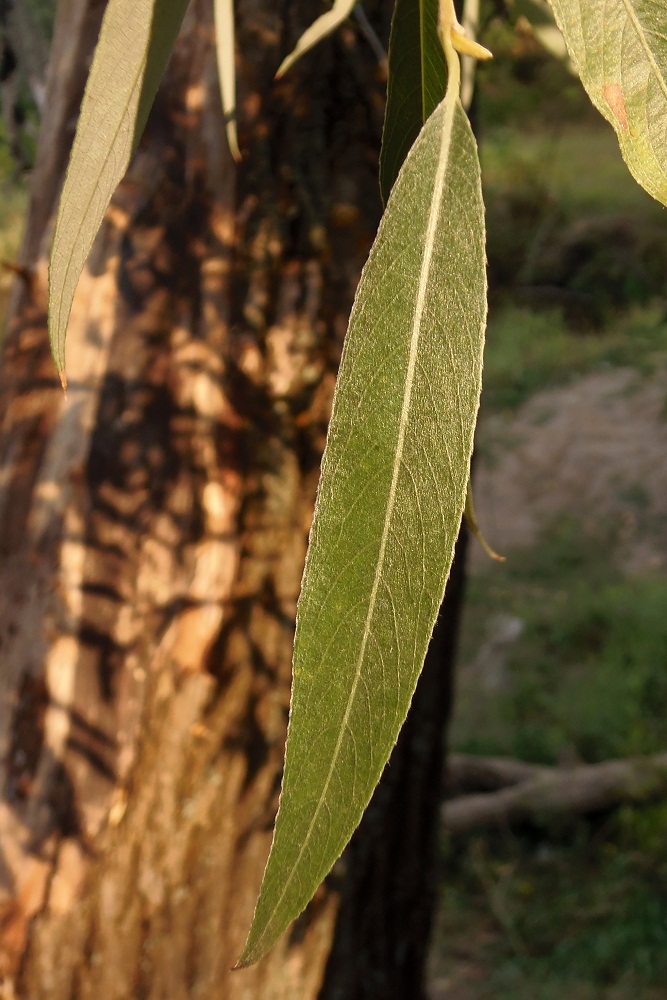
[480, 304, 667, 411]
[481, 126, 665, 221]
[443, 515, 667, 998]
[434, 821, 667, 1000]
[452, 519, 667, 764]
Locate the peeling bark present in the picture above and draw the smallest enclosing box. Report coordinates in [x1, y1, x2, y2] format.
[0, 1, 465, 997]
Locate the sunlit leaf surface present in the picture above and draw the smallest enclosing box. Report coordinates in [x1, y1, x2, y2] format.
[240, 88, 486, 966]
[275, 0, 358, 78]
[48, 0, 188, 383]
[548, 0, 667, 206]
[379, 0, 447, 204]
[214, 0, 241, 161]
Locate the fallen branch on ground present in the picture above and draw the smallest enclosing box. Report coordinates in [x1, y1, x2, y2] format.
[443, 752, 667, 836]
[446, 753, 553, 794]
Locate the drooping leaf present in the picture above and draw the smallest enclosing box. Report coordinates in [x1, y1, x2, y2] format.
[275, 0, 358, 79]
[379, 0, 447, 204]
[48, 0, 189, 385]
[213, 0, 241, 161]
[239, 88, 486, 967]
[548, 0, 667, 207]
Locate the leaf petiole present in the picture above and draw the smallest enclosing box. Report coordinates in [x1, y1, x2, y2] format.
[438, 0, 492, 82]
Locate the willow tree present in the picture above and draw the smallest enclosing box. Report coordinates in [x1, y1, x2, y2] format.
[2, 0, 665, 993]
[0, 1, 466, 996]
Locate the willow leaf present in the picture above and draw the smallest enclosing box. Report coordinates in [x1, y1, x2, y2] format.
[276, 0, 358, 78]
[48, 0, 188, 384]
[239, 90, 486, 967]
[548, 0, 667, 206]
[213, 0, 241, 161]
[379, 0, 447, 204]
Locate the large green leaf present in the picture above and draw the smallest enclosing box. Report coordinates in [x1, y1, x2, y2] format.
[276, 0, 358, 79]
[239, 88, 486, 966]
[548, 0, 667, 207]
[379, 0, 447, 204]
[48, 0, 189, 385]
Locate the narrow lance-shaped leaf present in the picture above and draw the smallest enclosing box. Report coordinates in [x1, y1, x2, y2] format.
[379, 0, 447, 204]
[239, 86, 487, 966]
[213, 0, 241, 162]
[275, 0, 358, 79]
[48, 0, 189, 385]
[548, 0, 667, 207]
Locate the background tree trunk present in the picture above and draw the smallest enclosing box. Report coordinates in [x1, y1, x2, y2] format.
[0, 1, 467, 996]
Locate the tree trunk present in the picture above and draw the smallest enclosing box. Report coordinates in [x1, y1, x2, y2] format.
[0, 2, 467, 997]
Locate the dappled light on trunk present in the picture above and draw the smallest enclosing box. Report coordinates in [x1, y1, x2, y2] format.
[0, 1, 464, 996]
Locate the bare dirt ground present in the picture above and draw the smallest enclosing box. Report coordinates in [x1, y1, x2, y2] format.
[471, 366, 667, 575]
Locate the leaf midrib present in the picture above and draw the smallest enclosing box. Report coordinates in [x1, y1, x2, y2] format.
[257, 93, 459, 952]
[619, 0, 667, 103]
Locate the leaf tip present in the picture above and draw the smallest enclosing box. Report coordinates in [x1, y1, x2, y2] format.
[48, 290, 68, 395]
[464, 483, 504, 562]
[226, 121, 242, 162]
[234, 937, 262, 970]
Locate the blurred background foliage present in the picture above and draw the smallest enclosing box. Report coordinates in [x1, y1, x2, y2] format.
[434, 5, 667, 998]
[0, 0, 54, 309]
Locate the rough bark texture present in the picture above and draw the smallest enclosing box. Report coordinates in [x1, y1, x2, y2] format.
[0, 1, 466, 997]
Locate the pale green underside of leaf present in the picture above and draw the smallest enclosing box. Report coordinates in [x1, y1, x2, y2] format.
[548, 0, 667, 206]
[213, 0, 241, 161]
[240, 94, 486, 967]
[276, 0, 358, 78]
[48, 0, 188, 380]
[379, 0, 447, 204]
